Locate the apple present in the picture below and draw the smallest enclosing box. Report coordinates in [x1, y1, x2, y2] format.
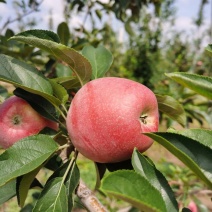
[0, 96, 58, 149]
[66, 77, 159, 163]
[188, 201, 198, 212]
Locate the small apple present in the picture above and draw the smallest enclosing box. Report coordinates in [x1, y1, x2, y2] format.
[0, 96, 58, 149]
[188, 201, 198, 212]
[66, 77, 159, 163]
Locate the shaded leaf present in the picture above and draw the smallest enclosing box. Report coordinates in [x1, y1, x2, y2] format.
[65, 160, 80, 211]
[57, 22, 70, 45]
[14, 29, 60, 43]
[156, 94, 186, 126]
[14, 88, 59, 122]
[49, 79, 69, 104]
[54, 76, 81, 89]
[94, 162, 107, 190]
[0, 135, 58, 187]
[101, 170, 166, 212]
[17, 166, 42, 207]
[166, 72, 212, 99]
[55, 63, 72, 77]
[0, 179, 16, 204]
[10, 30, 92, 85]
[132, 149, 178, 212]
[146, 132, 212, 188]
[82, 45, 113, 79]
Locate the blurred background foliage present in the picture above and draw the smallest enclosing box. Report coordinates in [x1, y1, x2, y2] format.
[0, 1, 212, 211]
[0, 0, 211, 127]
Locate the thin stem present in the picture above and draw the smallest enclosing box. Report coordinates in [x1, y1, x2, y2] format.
[58, 143, 70, 151]
[61, 103, 68, 115]
[56, 105, 67, 121]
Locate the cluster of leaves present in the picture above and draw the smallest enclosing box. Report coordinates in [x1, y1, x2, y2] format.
[0, 29, 211, 211]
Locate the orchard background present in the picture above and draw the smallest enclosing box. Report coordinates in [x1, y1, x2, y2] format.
[0, 0, 211, 212]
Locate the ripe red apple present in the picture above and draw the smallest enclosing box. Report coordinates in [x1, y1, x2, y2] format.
[66, 77, 159, 163]
[0, 96, 58, 149]
[188, 201, 198, 212]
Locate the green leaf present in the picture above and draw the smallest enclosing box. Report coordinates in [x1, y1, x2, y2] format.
[54, 76, 81, 89]
[10, 30, 92, 85]
[146, 132, 212, 188]
[33, 177, 68, 212]
[34, 159, 79, 212]
[14, 88, 59, 122]
[17, 166, 42, 207]
[82, 45, 113, 79]
[57, 22, 70, 45]
[205, 44, 212, 57]
[0, 179, 16, 204]
[15, 29, 60, 43]
[94, 162, 107, 189]
[0, 54, 61, 106]
[101, 170, 166, 212]
[132, 149, 178, 212]
[156, 94, 186, 126]
[0, 135, 58, 187]
[65, 160, 80, 211]
[55, 63, 72, 77]
[168, 128, 212, 149]
[165, 72, 212, 99]
[49, 79, 69, 104]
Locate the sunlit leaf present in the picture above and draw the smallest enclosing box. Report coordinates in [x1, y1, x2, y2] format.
[82, 45, 113, 79]
[132, 149, 178, 212]
[0, 135, 58, 187]
[0, 54, 61, 106]
[146, 132, 212, 188]
[166, 72, 212, 99]
[101, 170, 166, 212]
[10, 30, 92, 85]
[33, 177, 68, 212]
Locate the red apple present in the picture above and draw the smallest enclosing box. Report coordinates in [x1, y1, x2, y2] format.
[66, 77, 159, 163]
[188, 201, 198, 212]
[0, 96, 58, 149]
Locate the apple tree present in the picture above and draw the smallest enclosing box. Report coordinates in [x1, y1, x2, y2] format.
[0, 30, 211, 212]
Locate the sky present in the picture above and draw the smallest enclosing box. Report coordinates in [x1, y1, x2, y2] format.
[0, 0, 211, 45]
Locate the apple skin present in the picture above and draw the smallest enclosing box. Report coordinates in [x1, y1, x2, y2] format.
[0, 96, 58, 149]
[66, 77, 159, 163]
[187, 201, 198, 212]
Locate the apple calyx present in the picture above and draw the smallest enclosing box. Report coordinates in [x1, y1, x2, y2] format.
[140, 114, 148, 124]
[12, 115, 22, 125]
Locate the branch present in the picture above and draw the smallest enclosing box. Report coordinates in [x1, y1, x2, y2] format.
[76, 180, 108, 212]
